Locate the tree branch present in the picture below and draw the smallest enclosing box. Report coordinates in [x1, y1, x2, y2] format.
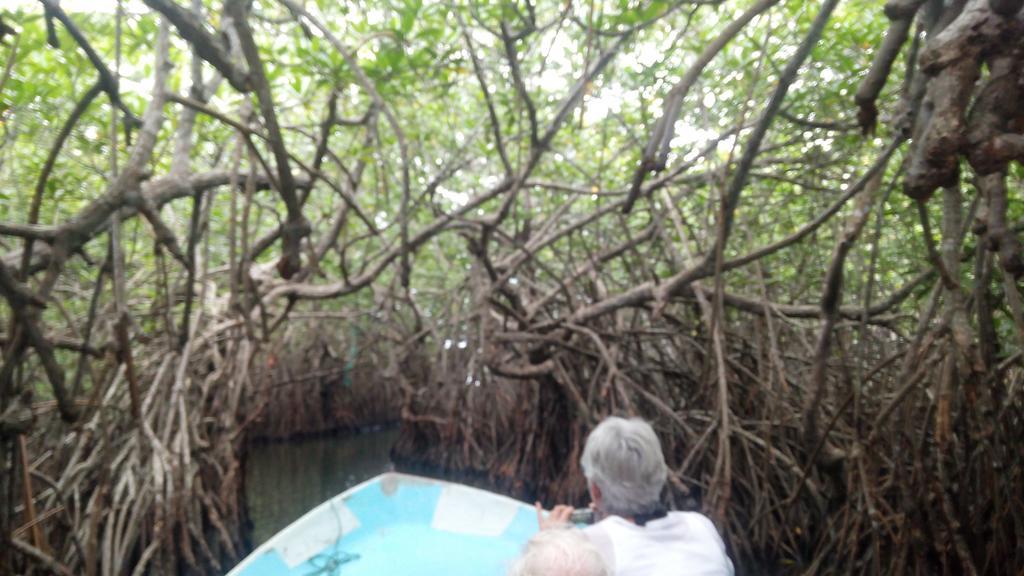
[225, 0, 308, 279]
[39, 0, 140, 127]
[627, 0, 781, 211]
[142, 0, 251, 92]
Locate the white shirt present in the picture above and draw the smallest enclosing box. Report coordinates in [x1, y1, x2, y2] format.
[582, 511, 734, 576]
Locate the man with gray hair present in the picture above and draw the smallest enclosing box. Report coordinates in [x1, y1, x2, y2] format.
[508, 527, 610, 576]
[541, 417, 733, 576]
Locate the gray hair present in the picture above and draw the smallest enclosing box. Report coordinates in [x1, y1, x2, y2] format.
[580, 416, 668, 517]
[507, 527, 609, 576]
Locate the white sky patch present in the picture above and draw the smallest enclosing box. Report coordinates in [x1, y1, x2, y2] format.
[533, 31, 573, 93]
[8, 0, 147, 13]
[716, 134, 738, 155]
[356, 44, 374, 61]
[469, 28, 493, 49]
[582, 83, 621, 124]
[535, 65, 570, 94]
[120, 76, 150, 94]
[671, 121, 719, 149]
[622, 40, 662, 74]
[633, 41, 662, 68]
[436, 185, 468, 207]
[364, 7, 386, 26]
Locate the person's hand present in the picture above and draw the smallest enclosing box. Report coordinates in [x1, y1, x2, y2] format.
[535, 502, 573, 530]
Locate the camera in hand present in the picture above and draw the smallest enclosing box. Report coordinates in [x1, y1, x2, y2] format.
[569, 508, 595, 525]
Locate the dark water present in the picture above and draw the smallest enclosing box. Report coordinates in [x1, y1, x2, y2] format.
[244, 427, 400, 545]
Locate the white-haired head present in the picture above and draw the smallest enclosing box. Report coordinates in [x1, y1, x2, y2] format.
[580, 416, 668, 517]
[508, 527, 609, 576]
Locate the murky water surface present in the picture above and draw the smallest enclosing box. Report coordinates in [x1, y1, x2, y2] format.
[245, 427, 400, 545]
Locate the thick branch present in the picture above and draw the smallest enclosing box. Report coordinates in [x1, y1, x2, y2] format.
[226, 0, 308, 279]
[142, 0, 252, 92]
[854, 4, 919, 133]
[0, 261, 76, 422]
[4, 171, 291, 275]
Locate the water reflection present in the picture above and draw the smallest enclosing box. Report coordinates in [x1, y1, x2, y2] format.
[245, 427, 400, 545]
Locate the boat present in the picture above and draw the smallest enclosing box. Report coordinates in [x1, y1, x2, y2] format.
[228, 472, 539, 575]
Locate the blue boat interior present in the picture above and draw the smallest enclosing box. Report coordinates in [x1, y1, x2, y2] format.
[232, 474, 538, 575]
